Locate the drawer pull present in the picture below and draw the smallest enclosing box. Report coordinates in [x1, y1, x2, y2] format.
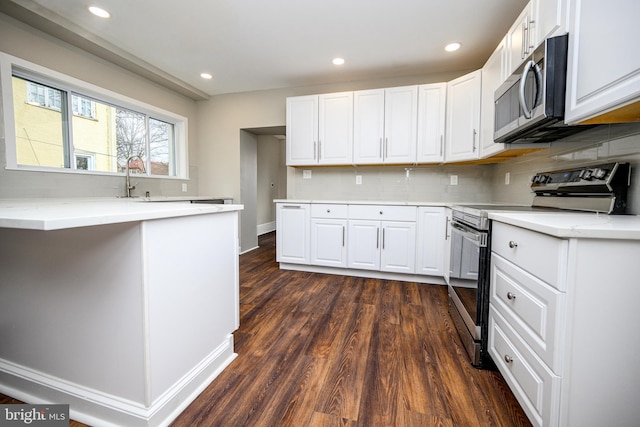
[379, 210, 383, 215]
[504, 354, 514, 364]
[507, 292, 516, 300]
[508, 241, 518, 248]
[326, 209, 331, 213]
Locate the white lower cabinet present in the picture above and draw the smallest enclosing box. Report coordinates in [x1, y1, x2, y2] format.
[347, 205, 417, 274]
[310, 204, 348, 268]
[277, 202, 447, 279]
[490, 221, 640, 427]
[276, 203, 310, 264]
[416, 207, 446, 276]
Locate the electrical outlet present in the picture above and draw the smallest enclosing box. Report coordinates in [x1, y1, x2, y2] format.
[450, 175, 458, 185]
[505, 172, 511, 185]
[356, 175, 362, 185]
[303, 170, 312, 179]
[181, 183, 188, 192]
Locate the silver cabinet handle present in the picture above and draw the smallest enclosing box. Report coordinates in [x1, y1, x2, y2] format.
[521, 22, 526, 59]
[382, 228, 385, 250]
[376, 228, 380, 249]
[508, 241, 518, 248]
[342, 226, 345, 246]
[379, 137, 383, 158]
[507, 292, 516, 300]
[472, 129, 477, 152]
[445, 216, 450, 240]
[318, 140, 322, 160]
[504, 354, 514, 364]
[313, 141, 317, 160]
[440, 135, 444, 156]
[282, 205, 301, 209]
[384, 137, 389, 159]
[528, 19, 536, 51]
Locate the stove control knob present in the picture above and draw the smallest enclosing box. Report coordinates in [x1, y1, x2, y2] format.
[582, 169, 593, 180]
[593, 168, 607, 179]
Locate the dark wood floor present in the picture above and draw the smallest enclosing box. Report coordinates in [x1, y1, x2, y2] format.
[1, 232, 531, 426]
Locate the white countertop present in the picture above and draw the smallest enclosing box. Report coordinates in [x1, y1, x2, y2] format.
[0, 198, 243, 231]
[489, 211, 640, 240]
[274, 199, 451, 207]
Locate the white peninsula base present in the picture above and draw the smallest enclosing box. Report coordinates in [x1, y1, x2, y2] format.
[0, 207, 240, 426]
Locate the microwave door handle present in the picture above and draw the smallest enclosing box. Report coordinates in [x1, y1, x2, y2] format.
[519, 60, 535, 119]
[532, 62, 543, 110]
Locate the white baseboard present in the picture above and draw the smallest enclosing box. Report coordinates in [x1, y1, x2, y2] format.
[257, 221, 275, 236]
[278, 263, 446, 285]
[0, 335, 237, 427]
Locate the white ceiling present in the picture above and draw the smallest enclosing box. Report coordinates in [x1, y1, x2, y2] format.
[4, 0, 528, 99]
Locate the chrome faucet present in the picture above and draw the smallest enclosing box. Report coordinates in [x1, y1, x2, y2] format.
[125, 155, 145, 197]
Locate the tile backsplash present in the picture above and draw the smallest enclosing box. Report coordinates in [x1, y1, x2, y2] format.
[289, 122, 640, 215]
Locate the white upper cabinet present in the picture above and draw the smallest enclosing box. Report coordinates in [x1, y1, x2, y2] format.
[353, 86, 418, 165]
[564, 0, 640, 124]
[480, 37, 508, 158]
[286, 95, 318, 165]
[383, 86, 418, 164]
[286, 93, 353, 166]
[353, 89, 386, 164]
[506, 3, 533, 76]
[445, 70, 482, 162]
[531, 0, 566, 48]
[416, 83, 447, 163]
[318, 92, 353, 165]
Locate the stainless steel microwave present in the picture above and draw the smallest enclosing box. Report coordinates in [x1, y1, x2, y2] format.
[494, 34, 587, 144]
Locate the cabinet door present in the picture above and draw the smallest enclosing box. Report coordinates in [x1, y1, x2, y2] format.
[416, 83, 446, 163]
[443, 209, 452, 284]
[480, 38, 508, 158]
[347, 220, 380, 270]
[532, 0, 565, 48]
[310, 218, 347, 267]
[506, 4, 532, 76]
[445, 70, 481, 162]
[416, 207, 446, 276]
[318, 92, 353, 165]
[381, 221, 416, 274]
[565, 0, 640, 124]
[276, 203, 310, 264]
[384, 86, 418, 164]
[286, 96, 318, 165]
[353, 89, 385, 164]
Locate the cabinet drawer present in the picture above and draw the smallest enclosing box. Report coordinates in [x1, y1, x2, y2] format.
[490, 253, 565, 372]
[348, 204, 416, 221]
[311, 204, 348, 219]
[492, 222, 568, 290]
[489, 307, 560, 427]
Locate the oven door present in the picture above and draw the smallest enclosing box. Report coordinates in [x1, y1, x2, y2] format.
[448, 219, 488, 365]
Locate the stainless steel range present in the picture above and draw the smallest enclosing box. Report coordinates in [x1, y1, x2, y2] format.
[448, 162, 631, 368]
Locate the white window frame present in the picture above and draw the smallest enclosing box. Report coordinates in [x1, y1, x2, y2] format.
[75, 153, 96, 171]
[0, 51, 189, 179]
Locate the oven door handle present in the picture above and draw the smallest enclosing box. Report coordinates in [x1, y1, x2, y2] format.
[451, 222, 487, 247]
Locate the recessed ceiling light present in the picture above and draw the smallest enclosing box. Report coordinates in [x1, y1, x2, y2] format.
[332, 58, 345, 66]
[200, 73, 213, 80]
[88, 6, 110, 18]
[445, 42, 461, 52]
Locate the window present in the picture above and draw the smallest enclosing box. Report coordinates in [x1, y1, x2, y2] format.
[1, 53, 187, 178]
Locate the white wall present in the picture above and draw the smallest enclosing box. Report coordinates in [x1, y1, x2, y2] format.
[0, 13, 199, 198]
[256, 135, 285, 232]
[240, 130, 258, 252]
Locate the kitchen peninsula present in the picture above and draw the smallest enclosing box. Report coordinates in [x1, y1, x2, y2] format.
[0, 199, 243, 427]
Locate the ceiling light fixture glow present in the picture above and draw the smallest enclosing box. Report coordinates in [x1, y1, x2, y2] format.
[200, 73, 213, 80]
[444, 42, 461, 52]
[88, 6, 111, 18]
[332, 58, 345, 66]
